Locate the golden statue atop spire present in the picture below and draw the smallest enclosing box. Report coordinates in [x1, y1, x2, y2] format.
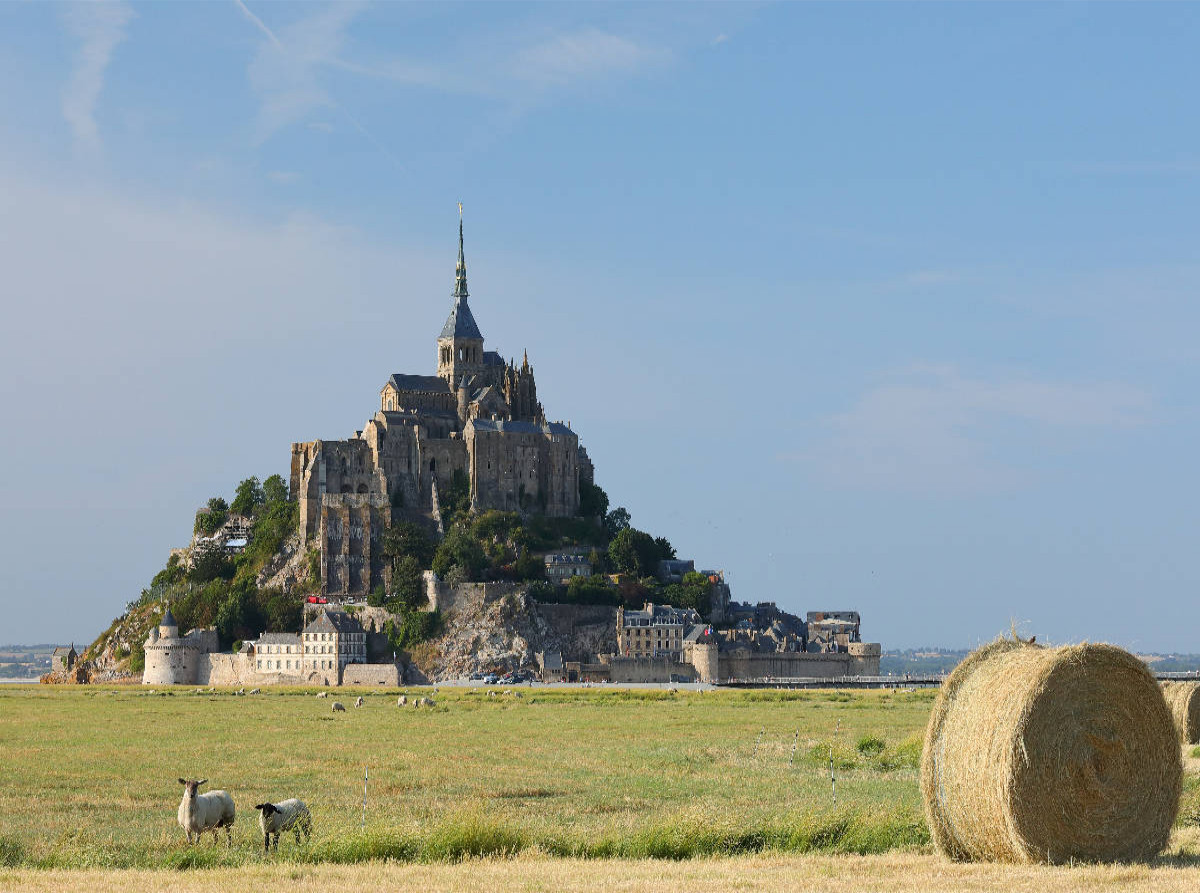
[458, 200, 463, 219]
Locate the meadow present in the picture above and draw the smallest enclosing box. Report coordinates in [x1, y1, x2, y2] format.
[3, 684, 1200, 892]
[0, 685, 931, 869]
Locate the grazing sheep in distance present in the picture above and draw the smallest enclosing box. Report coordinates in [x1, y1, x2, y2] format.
[249, 688, 260, 695]
[177, 778, 235, 845]
[316, 691, 328, 698]
[254, 799, 312, 852]
[396, 695, 407, 707]
[332, 701, 346, 712]
[354, 696, 364, 708]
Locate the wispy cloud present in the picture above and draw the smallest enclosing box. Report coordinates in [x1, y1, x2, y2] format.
[241, 1, 365, 144]
[59, 2, 134, 148]
[510, 28, 671, 88]
[799, 364, 1151, 495]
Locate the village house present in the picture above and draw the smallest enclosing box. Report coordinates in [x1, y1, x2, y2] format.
[616, 603, 702, 659]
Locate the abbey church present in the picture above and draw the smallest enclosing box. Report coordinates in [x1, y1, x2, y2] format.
[289, 218, 592, 598]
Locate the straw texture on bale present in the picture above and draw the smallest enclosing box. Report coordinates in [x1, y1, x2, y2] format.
[920, 639, 1181, 864]
[1161, 681, 1200, 744]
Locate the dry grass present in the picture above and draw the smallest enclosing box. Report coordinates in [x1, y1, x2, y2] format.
[8, 843, 1200, 893]
[922, 640, 1181, 863]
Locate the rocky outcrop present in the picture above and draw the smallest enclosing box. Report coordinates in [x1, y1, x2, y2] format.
[410, 586, 618, 682]
[257, 531, 310, 591]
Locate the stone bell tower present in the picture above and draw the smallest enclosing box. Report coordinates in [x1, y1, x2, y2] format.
[436, 212, 485, 389]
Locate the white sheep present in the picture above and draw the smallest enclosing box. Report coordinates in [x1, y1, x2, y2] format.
[354, 696, 364, 708]
[249, 688, 261, 695]
[254, 799, 312, 852]
[332, 701, 346, 712]
[177, 778, 235, 845]
[316, 691, 328, 698]
[396, 695, 407, 707]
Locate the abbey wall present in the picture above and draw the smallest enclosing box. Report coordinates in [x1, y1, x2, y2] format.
[289, 219, 591, 598]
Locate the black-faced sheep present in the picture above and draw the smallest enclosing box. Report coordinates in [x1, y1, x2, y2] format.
[354, 696, 364, 708]
[396, 695, 407, 707]
[254, 799, 312, 852]
[332, 701, 346, 712]
[177, 778, 235, 845]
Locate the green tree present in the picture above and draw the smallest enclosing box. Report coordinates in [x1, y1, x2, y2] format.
[431, 524, 487, 581]
[607, 527, 673, 578]
[215, 581, 259, 645]
[255, 586, 303, 633]
[383, 610, 444, 651]
[129, 640, 145, 673]
[230, 477, 264, 517]
[382, 521, 436, 569]
[607, 528, 642, 575]
[471, 511, 521, 543]
[190, 545, 235, 583]
[605, 506, 631, 538]
[437, 469, 471, 520]
[367, 585, 388, 608]
[513, 551, 545, 581]
[391, 555, 426, 610]
[653, 536, 676, 561]
[578, 480, 609, 519]
[565, 575, 620, 606]
[194, 497, 229, 536]
[151, 554, 185, 589]
[262, 474, 288, 505]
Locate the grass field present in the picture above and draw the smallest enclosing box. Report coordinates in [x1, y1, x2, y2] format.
[2, 683, 1199, 888]
[0, 684, 933, 868]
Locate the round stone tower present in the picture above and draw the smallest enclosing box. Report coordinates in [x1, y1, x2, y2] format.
[142, 605, 200, 686]
[691, 640, 720, 685]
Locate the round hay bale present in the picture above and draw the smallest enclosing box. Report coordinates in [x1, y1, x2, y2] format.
[921, 639, 1180, 864]
[1161, 681, 1200, 744]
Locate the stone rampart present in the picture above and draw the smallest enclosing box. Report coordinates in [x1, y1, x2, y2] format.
[717, 648, 881, 682]
[341, 663, 401, 687]
[605, 656, 696, 684]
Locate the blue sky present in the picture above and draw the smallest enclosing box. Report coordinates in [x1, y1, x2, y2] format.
[1, 2, 1198, 651]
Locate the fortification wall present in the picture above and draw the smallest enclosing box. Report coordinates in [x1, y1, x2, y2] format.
[198, 652, 259, 687]
[341, 663, 401, 687]
[605, 656, 696, 684]
[717, 649, 881, 681]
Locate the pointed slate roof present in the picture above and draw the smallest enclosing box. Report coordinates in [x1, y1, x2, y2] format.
[440, 296, 483, 340]
[440, 217, 483, 340]
[160, 606, 178, 629]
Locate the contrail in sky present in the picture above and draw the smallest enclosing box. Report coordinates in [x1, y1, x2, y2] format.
[232, 0, 403, 170]
[233, 0, 282, 50]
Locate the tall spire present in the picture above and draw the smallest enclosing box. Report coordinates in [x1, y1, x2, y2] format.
[454, 204, 469, 299]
